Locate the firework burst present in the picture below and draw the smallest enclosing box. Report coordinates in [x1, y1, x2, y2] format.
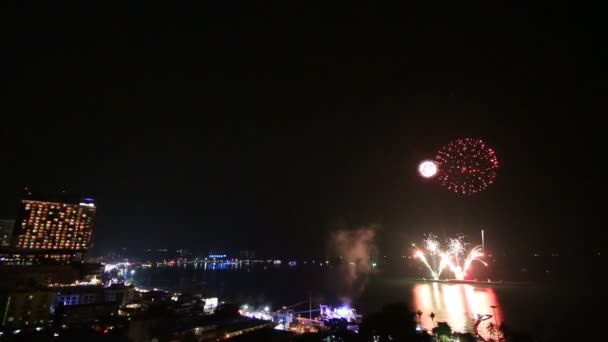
[423, 234, 441, 255]
[435, 138, 499, 195]
[413, 234, 487, 280]
[448, 237, 465, 258]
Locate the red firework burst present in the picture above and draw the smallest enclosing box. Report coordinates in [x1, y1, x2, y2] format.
[435, 138, 499, 195]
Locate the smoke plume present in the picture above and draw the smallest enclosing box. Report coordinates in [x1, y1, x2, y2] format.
[329, 225, 378, 303]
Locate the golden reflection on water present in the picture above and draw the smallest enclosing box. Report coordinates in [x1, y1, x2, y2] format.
[412, 282, 501, 337]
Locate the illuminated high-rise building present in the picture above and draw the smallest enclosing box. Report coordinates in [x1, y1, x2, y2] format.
[12, 197, 96, 251]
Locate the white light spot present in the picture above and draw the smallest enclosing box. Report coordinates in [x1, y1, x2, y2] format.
[418, 160, 438, 178]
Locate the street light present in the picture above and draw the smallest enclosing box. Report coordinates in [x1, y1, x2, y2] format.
[490, 305, 499, 339]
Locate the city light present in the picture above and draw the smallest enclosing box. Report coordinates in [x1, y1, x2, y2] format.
[15, 199, 96, 252]
[319, 305, 360, 323]
[209, 254, 227, 258]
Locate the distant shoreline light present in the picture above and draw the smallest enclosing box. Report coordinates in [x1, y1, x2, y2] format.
[209, 254, 227, 258]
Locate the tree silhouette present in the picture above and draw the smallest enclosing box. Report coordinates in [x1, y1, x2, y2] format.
[486, 322, 497, 340]
[498, 322, 511, 340]
[416, 310, 423, 323]
[359, 302, 418, 341]
[432, 321, 452, 342]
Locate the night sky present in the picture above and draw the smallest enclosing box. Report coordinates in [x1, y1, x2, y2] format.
[1, 3, 597, 257]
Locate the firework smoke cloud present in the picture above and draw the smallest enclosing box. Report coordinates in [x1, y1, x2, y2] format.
[329, 225, 378, 303]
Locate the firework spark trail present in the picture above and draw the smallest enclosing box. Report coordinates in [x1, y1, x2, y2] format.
[414, 251, 436, 279]
[423, 234, 441, 275]
[413, 236, 487, 280]
[424, 235, 440, 255]
[448, 237, 465, 265]
[448, 237, 465, 257]
[462, 245, 487, 275]
[437, 253, 451, 279]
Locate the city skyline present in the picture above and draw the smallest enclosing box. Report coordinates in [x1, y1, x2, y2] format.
[0, 3, 598, 341]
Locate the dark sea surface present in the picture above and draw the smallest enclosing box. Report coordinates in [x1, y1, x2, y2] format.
[133, 262, 599, 340]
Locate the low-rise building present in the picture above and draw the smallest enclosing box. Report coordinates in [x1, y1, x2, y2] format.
[0, 220, 15, 248]
[50, 284, 134, 313]
[0, 287, 53, 329]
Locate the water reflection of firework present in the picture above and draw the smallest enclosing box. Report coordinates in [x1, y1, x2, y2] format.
[412, 283, 502, 339]
[413, 235, 487, 280]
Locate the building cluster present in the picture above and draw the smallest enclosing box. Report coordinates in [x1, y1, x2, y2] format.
[0, 191, 278, 341]
[0, 191, 125, 339]
[1, 283, 134, 329]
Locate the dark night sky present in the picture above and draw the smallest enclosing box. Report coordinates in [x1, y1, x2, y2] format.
[0, 3, 598, 256]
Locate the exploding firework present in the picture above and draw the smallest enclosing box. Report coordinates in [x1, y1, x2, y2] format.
[418, 160, 438, 178]
[435, 138, 499, 195]
[413, 235, 448, 280]
[448, 237, 465, 258]
[414, 250, 436, 278]
[442, 245, 487, 280]
[423, 234, 441, 255]
[462, 245, 487, 279]
[413, 234, 487, 280]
